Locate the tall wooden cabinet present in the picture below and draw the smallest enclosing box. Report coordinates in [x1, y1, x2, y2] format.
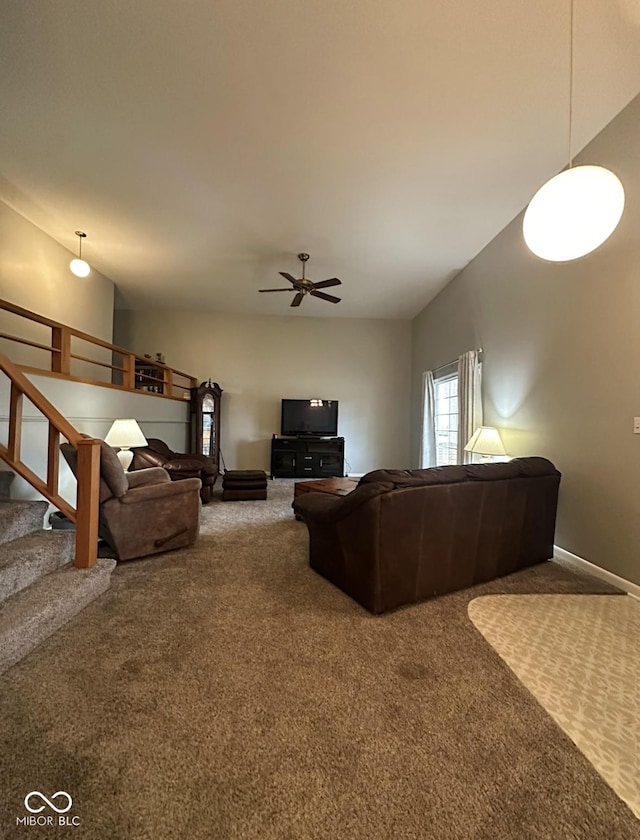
[190, 380, 223, 471]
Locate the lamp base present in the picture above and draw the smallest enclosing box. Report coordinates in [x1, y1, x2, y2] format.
[116, 448, 134, 471]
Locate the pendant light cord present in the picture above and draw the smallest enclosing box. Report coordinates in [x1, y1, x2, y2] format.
[568, 0, 574, 168]
[74, 230, 87, 261]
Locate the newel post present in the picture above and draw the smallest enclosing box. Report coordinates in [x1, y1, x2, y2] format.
[74, 438, 100, 569]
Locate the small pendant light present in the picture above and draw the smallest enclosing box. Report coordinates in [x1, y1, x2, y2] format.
[70, 231, 91, 277]
[523, 0, 625, 262]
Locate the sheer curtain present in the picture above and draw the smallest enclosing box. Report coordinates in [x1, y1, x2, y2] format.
[457, 350, 482, 464]
[420, 370, 436, 468]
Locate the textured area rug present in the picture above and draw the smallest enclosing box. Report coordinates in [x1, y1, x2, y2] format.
[0, 481, 638, 838]
[468, 594, 640, 819]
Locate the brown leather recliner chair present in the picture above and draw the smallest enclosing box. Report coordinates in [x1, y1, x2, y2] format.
[293, 457, 561, 614]
[130, 438, 218, 503]
[61, 441, 202, 562]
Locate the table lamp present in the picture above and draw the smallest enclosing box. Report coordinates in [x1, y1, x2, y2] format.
[105, 418, 147, 470]
[463, 426, 507, 462]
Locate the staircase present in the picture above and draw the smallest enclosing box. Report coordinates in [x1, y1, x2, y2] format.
[0, 478, 115, 675]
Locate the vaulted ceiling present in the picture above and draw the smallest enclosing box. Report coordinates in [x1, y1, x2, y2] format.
[2, 0, 639, 319]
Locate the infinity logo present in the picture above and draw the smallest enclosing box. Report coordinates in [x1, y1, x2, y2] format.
[24, 791, 73, 814]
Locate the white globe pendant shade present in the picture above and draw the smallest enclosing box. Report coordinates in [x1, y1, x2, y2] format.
[523, 165, 625, 262]
[69, 257, 91, 277]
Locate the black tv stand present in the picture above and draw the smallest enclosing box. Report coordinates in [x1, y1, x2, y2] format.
[270, 437, 344, 479]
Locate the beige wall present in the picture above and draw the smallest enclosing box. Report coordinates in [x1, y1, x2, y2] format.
[0, 200, 114, 368]
[115, 311, 412, 475]
[411, 95, 640, 585]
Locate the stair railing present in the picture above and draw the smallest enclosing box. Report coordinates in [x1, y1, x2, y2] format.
[1, 297, 197, 399]
[0, 351, 99, 569]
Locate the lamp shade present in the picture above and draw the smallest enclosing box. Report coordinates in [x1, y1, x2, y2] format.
[523, 165, 625, 261]
[69, 258, 91, 277]
[464, 426, 506, 457]
[105, 419, 147, 470]
[105, 419, 147, 449]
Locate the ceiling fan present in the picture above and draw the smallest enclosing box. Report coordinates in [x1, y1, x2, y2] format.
[259, 253, 342, 307]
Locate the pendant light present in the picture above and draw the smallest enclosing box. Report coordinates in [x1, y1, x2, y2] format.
[523, 0, 625, 262]
[69, 230, 91, 277]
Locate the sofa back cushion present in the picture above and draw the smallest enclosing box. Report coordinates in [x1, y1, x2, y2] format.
[359, 457, 558, 490]
[360, 465, 467, 487]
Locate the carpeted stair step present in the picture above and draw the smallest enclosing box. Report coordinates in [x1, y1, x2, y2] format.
[0, 531, 76, 603]
[0, 558, 116, 675]
[0, 500, 48, 545]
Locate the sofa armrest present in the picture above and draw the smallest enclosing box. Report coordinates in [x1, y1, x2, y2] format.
[163, 458, 205, 475]
[120, 476, 202, 504]
[173, 453, 218, 476]
[126, 467, 171, 488]
[293, 482, 393, 523]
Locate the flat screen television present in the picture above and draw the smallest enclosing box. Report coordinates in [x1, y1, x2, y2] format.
[281, 399, 339, 437]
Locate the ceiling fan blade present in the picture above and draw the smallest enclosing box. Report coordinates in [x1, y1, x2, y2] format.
[312, 278, 341, 289]
[290, 292, 304, 307]
[279, 272, 299, 285]
[310, 290, 341, 304]
[259, 288, 295, 292]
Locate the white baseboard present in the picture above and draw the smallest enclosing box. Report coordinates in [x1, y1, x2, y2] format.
[553, 545, 640, 600]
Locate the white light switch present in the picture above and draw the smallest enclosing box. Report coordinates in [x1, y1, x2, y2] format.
[634, 417, 640, 434]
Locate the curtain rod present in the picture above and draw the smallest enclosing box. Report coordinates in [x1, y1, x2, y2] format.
[433, 347, 483, 375]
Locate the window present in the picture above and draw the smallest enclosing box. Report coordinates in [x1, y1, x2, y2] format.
[434, 370, 459, 466]
[421, 350, 481, 469]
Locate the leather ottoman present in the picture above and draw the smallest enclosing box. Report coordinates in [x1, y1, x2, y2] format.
[222, 470, 268, 501]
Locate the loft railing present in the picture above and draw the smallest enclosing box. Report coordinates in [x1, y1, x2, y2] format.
[0, 350, 100, 568]
[0, 298, 198, 399]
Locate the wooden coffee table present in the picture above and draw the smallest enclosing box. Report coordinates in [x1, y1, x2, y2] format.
[294, 477, 359, 518]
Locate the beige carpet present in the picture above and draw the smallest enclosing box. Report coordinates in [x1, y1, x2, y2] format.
[0, 481, 638, 839]
[468, 594, 640, 819]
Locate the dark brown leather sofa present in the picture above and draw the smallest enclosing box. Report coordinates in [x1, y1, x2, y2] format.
[130, 438, 218, 503]
[293, 457, 561, 614]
